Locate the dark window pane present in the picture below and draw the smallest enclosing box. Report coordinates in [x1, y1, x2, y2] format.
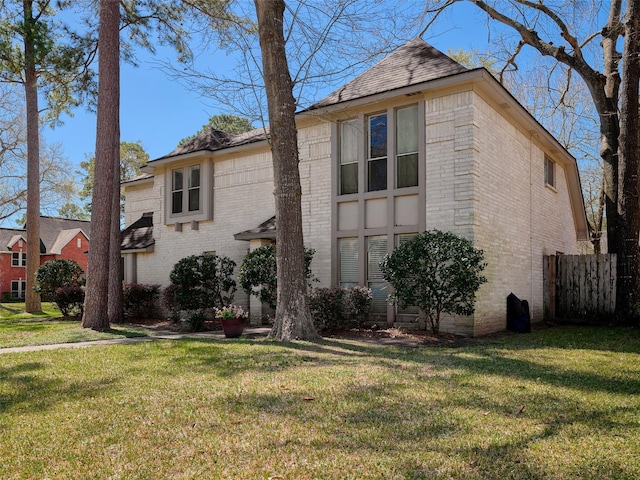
[190, 165, 200, 188]
[397, 153, 418, 188]
[368, 157, 387, 191]
[173, 169, 183, 191]
[340, 163, 358, 194]
[368, 114, 387, 159]
[172, 191, 183, 214]
[188, 188, 200, 212]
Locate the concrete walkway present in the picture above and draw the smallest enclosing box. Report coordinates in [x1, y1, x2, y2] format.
[0, 327, 272, 354]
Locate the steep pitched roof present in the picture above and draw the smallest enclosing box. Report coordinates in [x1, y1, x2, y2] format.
[121, 212, 154, 251]
[310, 38, 468, 109]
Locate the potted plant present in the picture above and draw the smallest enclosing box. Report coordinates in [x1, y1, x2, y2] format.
[216, 305, 248, 338]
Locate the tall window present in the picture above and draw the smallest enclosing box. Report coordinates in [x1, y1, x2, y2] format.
[396, 105, 419, 188]
[339, 120, 358, 195]
[172, 165, 201, 215]
[544, 155, 556, 188]
[396, 233, 419, 315]
[367, 235, 388, 313]
[367, 113, 387, 191]
[188, 165, 201, 211]
[12, 252, 26, 267]
[338, 237, 359, 288]
[171, 168, 184, 214]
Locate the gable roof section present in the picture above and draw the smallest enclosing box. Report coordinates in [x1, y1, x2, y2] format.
[0, 217, 90, 253]
[310, 38, 468, 109]
[49, 228, 87, 255]
[121, 212, 155, 252]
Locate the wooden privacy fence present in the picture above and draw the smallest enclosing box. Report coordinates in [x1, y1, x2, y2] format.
[543, 254, 616, 321]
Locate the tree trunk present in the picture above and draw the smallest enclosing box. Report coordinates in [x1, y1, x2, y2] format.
[108, 113, 123, 324]
[82, 0, 119, 331]
[616, 0, 640, 321]
[255, 0, 320, 341]
[23, 0, 41, 313]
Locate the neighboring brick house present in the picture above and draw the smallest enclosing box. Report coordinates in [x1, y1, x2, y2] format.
[0, 216, 91, 300]
[122, 39, 588, 336]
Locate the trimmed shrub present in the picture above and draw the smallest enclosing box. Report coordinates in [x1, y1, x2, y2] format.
[54, 286, 85, 317]
[35, 259, 85, 302]
[309, 286, 372, 331]
[380, 229, 487, 334]
[238, 244, 315, 309]
[123, 284, 160, 319]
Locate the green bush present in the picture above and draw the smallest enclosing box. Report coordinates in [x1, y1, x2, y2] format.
[54, 286, 85, 317]
[169, 253, 236, 313]
[35, 259, 85, 302]
[123, 284, 160, 319]
[380, 229, 487, 334]
[238, 244, 315, 309]
[309, 286, 372, 331]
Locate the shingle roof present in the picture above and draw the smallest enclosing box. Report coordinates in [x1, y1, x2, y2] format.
[310, 38, 468, 109]
[0, 216, 90, 253]
[121, 212, 154, 251]
[155, 127, 269, 161]
[234, 216, 276, 241]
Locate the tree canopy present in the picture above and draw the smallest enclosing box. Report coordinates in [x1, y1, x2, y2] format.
[178, 114, 254, 146]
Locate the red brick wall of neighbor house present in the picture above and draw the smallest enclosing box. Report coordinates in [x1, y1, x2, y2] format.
[1, 233, 90, 297]
[59, 233, 89, 272]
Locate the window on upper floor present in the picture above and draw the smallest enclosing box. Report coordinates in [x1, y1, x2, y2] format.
[338, 104, 420, 196]
[339, 120, 359, 195]
[396, 105, 419, 188]
[367, 113, 388, 192]
[171, 164, 201, 215]
[544, 155, 556, 189]
[12, 252, 26, 267]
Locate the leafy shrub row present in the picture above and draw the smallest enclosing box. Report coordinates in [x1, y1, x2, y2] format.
[309, 286, 372, 331]
[123, 284, 160, 319]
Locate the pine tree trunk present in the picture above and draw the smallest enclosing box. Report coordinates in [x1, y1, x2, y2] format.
[82, 0, 119, 330]
[255, 0, 320, 341]
[108, 120, 123, 324]
[23, 0, 41, 313]
[616, 0, 640, 322]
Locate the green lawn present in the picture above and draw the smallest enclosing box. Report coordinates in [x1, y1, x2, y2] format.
[1, 325, 639, 479]
[0, 303, 154, 348]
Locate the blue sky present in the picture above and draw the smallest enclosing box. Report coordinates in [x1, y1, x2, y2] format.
[43, 2, 491, 168]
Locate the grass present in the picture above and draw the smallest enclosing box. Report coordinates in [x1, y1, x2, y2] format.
[0, 301, 62, 320]
[0, 302, 154, 348]
[1, 325, 639, 479]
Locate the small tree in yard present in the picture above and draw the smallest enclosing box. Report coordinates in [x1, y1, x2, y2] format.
[169, 253, 237, 312]
[35, 259, 85, 316]
[380, 230, 487, 334]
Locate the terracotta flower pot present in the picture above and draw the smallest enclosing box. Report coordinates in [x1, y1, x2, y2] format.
[220, 317, 246, 338]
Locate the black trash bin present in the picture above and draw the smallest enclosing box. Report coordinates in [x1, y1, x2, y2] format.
[507, 292, 531, 333]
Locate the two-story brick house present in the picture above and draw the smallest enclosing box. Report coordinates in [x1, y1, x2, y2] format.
[122, 39, 588, 336]
[0, 216, 91, 300]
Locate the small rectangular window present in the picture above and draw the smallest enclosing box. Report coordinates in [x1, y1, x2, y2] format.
[339, 120, 359, 195]
[12, 252, 26, 266]
[396, 105, 419, 188]
[544, 155, 556, 188]
[11, 280, 26, 299]
[367, 113, 387, 191]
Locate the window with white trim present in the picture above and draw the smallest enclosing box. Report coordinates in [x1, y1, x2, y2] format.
[367, 235, 388, 313]
[12, 252, 26, 267]
[11, 280, 26, 299]
[172, 164, 201, 215]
